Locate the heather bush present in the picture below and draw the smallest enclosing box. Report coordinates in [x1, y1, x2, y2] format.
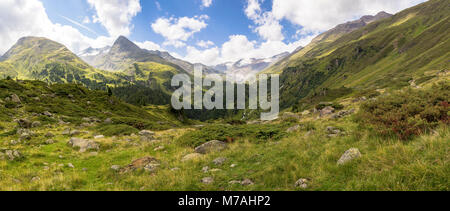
[356, 82, 449, 140]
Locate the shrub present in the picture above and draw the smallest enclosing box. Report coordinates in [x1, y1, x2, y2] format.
[37, 115, 58, 124]
[331, 103, 345, 110]
[110, 117, 170, 130]
[356, 83, 449, 140]
[177, 124, 289, 147]
[315, 102, 344, 110]
[96, 124, 139, 136]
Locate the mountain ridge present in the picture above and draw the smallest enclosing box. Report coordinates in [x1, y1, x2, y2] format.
[79, 36, 220, 75]
[278, 0, 449, 110]
[263, 11, 393, 75]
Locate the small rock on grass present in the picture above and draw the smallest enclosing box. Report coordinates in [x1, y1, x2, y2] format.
[119, 157, 159, 174]
[241, 179, 254, 186]
[337, 148, 361, 165]
[195, 140, 227, 154]
[182, 153, 202, 162]
[45, 139, 55, 145]
[295, 178, 309, 189]
[201, 177, 214, 184]
[202, 166, 209, 173]
[212, 157, 227, 166]
[31, 177, 40, 182]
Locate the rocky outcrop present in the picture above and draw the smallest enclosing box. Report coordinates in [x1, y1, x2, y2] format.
[195, 140, 227, 154]
[0, 150, 23, 161]
[119, 157, 160, 174]
[68, 138, 99, 153]
[139, 130, 155, 142]
[331, 109, 356, 119]
[320, 106, 335, 117]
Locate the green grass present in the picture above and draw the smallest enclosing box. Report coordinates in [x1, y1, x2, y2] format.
[1, 117, 448, 191]
[0, 78, 448, 191]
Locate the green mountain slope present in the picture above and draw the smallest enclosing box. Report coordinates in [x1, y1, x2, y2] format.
[0, 37, 117, 89]
[0, 79, 183, 132]
[279, 0, 450, 109]
[263, 12, 393, 75]
[0, 37, 187, 105]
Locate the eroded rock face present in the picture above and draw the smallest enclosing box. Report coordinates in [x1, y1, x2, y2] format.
[68, 138, 99, 153]
[119, 157, 159, 174]
[195, 140, 227, 154]
[337, 148, 362, 165]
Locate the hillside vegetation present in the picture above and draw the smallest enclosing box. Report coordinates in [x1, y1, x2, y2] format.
[0, 79, 448, 191]
[277, 0, 449, 109]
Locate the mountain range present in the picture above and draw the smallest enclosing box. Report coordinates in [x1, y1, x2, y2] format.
[79, 36, 220, 75]
[214, 52, 289, 82]
[0, 0, 448, 111]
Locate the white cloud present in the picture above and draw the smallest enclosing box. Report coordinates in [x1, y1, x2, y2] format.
[197, 40, 215, 48]
[151, 15, 209, 48]
[184, 46, 220, 65]
[135, 41, 163, 51]
[201, 0, 213, 8]
[245, 0, 261, 20]
[245, 0, 284, 42]
[271, 0, 427, 33]
[182, 34, 311, 66]
[87, 0, 141, 37]
[0, 0, 112, 55]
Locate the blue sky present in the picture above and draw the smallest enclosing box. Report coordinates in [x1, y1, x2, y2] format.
[1, 0, 427, 65]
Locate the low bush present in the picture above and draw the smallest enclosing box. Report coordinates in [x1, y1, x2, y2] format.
[177, 124, 289, 147]
[96, 124, 139, 136]
[356, 82, 449, 140]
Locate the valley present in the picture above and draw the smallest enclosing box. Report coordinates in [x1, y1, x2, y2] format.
[0, 0, 448, 191]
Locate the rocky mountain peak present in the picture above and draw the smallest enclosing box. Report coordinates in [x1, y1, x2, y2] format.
[110, 36, 142, 55]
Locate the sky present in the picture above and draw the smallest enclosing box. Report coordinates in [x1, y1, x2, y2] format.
[0, 0, 427, 65]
